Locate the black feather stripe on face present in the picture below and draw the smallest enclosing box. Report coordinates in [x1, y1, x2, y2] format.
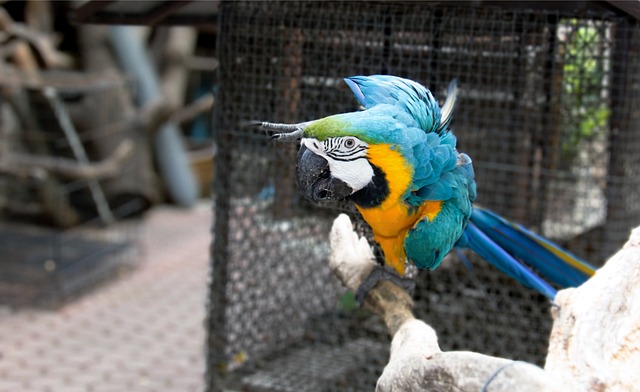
[348, 164, 389, 208]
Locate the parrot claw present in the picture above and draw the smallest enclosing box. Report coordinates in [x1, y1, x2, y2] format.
[355, 265, 416, 305]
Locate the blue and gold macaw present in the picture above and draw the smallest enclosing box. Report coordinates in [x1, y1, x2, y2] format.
[259, 75, 596, 300]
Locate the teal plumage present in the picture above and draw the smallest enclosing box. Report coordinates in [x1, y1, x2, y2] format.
[343, 76, 595, 299]
[343, 76, 470, 207]
[266, 74, 597, 300]
[341, 76, 476, 273]
[344, 75, 444, 134]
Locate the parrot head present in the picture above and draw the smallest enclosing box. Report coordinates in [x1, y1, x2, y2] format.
[259, 75, 459, 206]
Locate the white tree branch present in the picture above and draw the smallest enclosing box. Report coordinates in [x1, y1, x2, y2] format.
[328, 213, 640, 391]
[545, 227, 640, 390]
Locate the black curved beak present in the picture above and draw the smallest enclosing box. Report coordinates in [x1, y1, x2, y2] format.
[296, 145, 353, 203]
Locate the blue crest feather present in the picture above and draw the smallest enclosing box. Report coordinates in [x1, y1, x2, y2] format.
[344, 75, 444, 134]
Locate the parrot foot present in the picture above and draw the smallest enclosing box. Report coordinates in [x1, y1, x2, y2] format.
[355, 265, 415, 305]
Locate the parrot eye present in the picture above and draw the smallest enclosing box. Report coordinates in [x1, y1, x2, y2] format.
[344, 138, 355, 148]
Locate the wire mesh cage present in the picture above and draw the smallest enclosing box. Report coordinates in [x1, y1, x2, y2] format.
[0, 76, 154, 307]
[208, 2, 640, 390]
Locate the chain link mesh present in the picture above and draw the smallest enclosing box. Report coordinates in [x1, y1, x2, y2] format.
[208, 2, 640, 390]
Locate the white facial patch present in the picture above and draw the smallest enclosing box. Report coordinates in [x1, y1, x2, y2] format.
[301, 137, 374, 193]
[331, 158, 374, 193]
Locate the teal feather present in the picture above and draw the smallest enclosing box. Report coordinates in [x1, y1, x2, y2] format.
[405, 201, 468, 270]
[341, 76, 465, 207]
[345, 75, 443, 134]
[318, 75, 596, 299]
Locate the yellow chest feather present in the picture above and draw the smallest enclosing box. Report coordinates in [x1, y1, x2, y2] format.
[357, 199, 443, 238]
[355, 144, 442, 274]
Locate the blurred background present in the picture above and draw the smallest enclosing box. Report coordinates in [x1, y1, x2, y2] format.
[1, 1, 639, 392]
[0, 1, 216, 391]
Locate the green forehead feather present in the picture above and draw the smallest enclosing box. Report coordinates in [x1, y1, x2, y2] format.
[303, 112, 383, 144]
[304, 116, 349, 141]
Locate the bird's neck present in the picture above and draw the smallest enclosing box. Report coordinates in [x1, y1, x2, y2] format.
[350, 144, 412, 209]
[351, 144, 423, 240]
[349, 164, 389, 208]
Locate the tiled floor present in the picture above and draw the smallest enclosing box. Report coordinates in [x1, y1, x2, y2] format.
[0, 202, 212, 392]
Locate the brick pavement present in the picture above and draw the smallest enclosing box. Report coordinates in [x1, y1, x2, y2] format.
[0, 202, 212, 392]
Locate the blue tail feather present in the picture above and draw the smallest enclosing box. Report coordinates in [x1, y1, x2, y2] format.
[457, 207, 597, 300]
[458, 222, 558, 299]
